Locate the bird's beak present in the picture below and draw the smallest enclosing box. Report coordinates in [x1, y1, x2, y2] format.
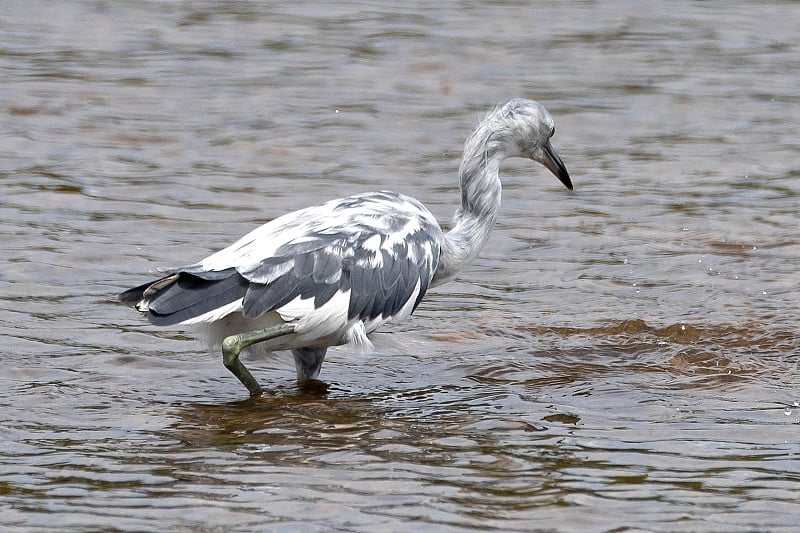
[540, 139, 573, 190]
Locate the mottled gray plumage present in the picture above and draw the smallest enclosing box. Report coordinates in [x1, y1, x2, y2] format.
[120, 191, 439, 327]
[119, 98, 572, 396]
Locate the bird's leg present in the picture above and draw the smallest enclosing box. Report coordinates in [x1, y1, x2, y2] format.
[221, 324, 295, 396]
[291, 347, 328, 381]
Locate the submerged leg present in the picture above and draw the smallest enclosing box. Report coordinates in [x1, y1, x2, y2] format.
[221, 323, 295, 396]
[292, 347, 328, 381]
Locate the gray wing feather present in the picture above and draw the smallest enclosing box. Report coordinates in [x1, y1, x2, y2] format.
[240, 234, 347, 318]
[242, 247, 341, 317]
[138, 268, 249, 326]
[241, 227, 439, 323]
[346, 233, 436, 322]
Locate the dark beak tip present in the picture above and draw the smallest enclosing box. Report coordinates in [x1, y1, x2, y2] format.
[541, 141, 573, 191]
[561, 172, 574, 191]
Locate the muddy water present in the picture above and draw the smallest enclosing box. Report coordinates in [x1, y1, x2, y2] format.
[2, 1, 799, 531]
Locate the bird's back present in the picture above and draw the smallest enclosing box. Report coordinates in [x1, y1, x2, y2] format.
[122, 191, 444, 345]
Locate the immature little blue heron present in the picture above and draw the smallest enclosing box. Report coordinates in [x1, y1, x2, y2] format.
[119, 98, 572, 396]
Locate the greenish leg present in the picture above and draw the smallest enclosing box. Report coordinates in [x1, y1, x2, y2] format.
[221, 324, 295, 397]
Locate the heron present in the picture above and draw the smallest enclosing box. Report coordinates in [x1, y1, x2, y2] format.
[119, 98, 573, 397]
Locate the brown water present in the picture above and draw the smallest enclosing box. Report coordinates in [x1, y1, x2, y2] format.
[2, 1, 799, 531]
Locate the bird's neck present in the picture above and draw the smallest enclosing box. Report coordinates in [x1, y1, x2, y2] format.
[433, 146, 504, 287]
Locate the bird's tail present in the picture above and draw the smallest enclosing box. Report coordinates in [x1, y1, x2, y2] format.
[118, 274, 178, 306]
[118, 268, 248, 326]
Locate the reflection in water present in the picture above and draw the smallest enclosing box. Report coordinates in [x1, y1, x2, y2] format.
[2, 0, 800, 530]
[166, 382, 583, 526]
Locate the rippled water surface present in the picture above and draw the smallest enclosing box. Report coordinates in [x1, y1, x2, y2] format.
[2, 1, 799, 531]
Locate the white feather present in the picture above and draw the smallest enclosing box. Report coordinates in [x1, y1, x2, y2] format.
[179, 298, 244, 326]
[345, 320, 374, 352]
[362, 234, 382, 253]
[276, 290, 350, 339]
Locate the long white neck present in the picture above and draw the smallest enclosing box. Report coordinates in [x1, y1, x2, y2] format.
[432, 130, 505, 287]
[429, 99, 567, 286]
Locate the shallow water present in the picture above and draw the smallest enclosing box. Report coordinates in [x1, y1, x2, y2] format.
[2, 1, 799, 531]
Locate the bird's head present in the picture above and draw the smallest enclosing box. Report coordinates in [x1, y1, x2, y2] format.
[484, 98, 573, 190]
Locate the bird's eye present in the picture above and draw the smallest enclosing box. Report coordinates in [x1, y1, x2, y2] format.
[550, 126, 556, 137]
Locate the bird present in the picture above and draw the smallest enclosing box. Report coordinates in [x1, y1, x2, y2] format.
[119, 98, 573, 397]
